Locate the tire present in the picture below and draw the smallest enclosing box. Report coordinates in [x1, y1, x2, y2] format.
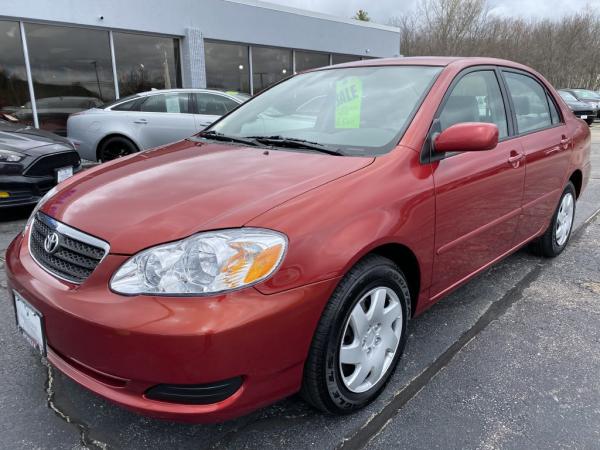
[530, 182, 576, 258]
[586, 118, 594, 126]
[301, 254, 410, 414]
[97, 136, 138, 162]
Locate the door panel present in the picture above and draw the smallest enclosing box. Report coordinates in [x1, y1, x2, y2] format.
[501, 71, 572, 242]
[430, 69, 525, 299]
[431, 142, 525, 297]
[514, 126, 570, 241]
[137, 112, 197, 148]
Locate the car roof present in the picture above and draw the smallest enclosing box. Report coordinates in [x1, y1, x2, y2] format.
[319, 56, 536, 72]
[137, 88, 244, 97]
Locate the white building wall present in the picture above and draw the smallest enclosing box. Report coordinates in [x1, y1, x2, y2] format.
[0, 0, 400, 56]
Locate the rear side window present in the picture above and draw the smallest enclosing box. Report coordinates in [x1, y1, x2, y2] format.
[140, 93, 192, 114]
[504, 72, 552, 133]
[111, 99, 138, 111]
[194, 93, 238, 115]
[439, 70, 508, 139]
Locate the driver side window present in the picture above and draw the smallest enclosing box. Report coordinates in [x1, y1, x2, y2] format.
[439, 70, 508, 139]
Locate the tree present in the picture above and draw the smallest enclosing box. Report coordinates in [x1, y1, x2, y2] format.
[389, 0, 600, 89]
[353, 10, 370, 22]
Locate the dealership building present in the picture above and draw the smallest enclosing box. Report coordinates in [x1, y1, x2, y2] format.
[0, 0, 400, 134]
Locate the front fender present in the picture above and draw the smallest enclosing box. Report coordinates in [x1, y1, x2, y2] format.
[248, 149, 435, 296]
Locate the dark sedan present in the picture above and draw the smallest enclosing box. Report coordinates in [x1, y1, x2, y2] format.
[0, 119, 81, 208]
[558, 90, 598, 125]
[560, 88, 600, 119]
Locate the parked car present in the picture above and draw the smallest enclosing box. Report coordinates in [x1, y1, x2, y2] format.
[0, 119, 80, 208]
[6, 57, 590, 423]
[13, 96, 104, 136]
[560, 88, 600, 118]
[67, 89, 249, 162]
[558, 90, 597, 125]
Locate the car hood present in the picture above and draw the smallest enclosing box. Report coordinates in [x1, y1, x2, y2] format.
[566, 99, 597, 111]
[42, 140, 374, 254]
[0, 121, 72, 155]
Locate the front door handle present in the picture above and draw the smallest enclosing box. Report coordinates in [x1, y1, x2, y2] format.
[508, 152, 524, 168]
[133, 118, 148, 124]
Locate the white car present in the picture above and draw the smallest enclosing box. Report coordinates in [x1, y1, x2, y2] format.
[67, 89, 249, 161]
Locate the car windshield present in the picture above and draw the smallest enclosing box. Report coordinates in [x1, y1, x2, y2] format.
[208, 65, 442, 156]
[572, 89, 600, 100]
[559, 91, 577, 102]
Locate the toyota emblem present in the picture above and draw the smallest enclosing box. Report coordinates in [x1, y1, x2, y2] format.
[44, 232, 60, 254]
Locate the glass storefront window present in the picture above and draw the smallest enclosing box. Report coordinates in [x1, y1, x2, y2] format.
[295, 50, 330, 73]
[332, 54, 362, 65]
[24, 23, 114, 135]
[114, 32, 181, 97]
[251, 46, 292, 94]
[0, 21, 30, 122]
[205, 41, 250, 94]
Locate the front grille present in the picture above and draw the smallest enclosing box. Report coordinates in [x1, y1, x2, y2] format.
[575, 110, 594, 117]
[24, 151, 81, 177]
[29, 212, 109, 283]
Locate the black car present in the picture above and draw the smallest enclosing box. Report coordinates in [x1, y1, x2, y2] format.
[558, 90, 598, 125]
[560, 88, 600, 120]
[0, 119, 81, 208]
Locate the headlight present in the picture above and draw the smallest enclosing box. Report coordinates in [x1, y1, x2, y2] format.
[110, 228, 287, 295]
[0, 149, 25, 162]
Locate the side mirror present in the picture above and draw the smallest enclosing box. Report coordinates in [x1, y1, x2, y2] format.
[434, 122, 499, 153]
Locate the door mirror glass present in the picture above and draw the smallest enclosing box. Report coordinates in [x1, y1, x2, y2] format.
[434, 122, 499, 153]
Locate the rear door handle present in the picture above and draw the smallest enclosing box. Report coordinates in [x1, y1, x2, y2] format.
[560, 136, 571, 150]
[133, 119, 148, 124]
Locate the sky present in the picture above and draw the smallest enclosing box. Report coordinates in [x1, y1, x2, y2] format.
[266, 0, 600, 24]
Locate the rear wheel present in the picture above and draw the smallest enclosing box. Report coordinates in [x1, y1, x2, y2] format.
[97, 136, 138, 162]
[301, 255, 410, 414]
[531, 182, 576, 257]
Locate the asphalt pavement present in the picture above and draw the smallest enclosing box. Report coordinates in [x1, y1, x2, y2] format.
[1, 127, 599, 449]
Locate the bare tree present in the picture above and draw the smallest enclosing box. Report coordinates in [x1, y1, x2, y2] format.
[390, 0, 600, 89]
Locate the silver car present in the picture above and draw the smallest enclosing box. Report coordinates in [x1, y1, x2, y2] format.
[67, 89, 249, 161]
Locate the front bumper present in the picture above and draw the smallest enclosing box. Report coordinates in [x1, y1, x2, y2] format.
[5, 232, 338, 422]
[0, 174, 56, 208]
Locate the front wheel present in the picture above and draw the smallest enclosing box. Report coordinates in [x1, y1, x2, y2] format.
[586, 118, 594, 126]
[301, 255, 410, 414]
[531, 182, 576, 257]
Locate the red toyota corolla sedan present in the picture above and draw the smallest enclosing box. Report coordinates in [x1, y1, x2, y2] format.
[5, 57, 591, 422]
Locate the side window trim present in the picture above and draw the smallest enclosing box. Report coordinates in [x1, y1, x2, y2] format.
[499, 68, 564, 137]
[545, 91, 563, 125]
[421, 65, 513, 164]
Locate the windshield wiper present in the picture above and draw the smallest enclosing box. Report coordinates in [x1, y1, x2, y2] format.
[245, 135, 344, 156]
[191, 130, 259, 147]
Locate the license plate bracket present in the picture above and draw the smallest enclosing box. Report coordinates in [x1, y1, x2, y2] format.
[13, 291, 47, 356]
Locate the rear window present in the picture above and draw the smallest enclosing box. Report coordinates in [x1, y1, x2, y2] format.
[105, 95, 140, 110]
